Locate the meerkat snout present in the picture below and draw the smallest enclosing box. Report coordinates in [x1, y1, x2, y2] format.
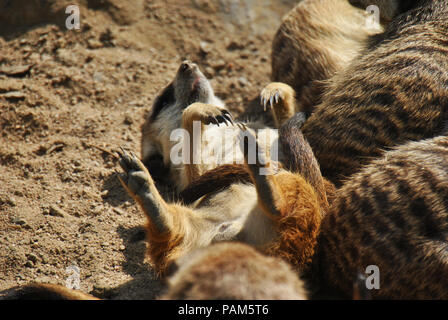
[179, 60, 197, 73]
[173, 60, 212, 105]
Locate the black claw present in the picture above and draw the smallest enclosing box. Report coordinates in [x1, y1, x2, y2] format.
[223, 114, 234, 124]
[222, 110, 232, 118]
[216, 115, 226, 124]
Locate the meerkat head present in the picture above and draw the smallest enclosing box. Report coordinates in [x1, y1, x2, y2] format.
[148, 60, 215, 123]
[173, 60, 214, 107]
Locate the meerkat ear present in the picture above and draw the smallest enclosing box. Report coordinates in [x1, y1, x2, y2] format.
[150, 82, 175, 121]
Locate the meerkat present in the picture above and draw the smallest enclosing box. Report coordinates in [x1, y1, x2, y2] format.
[0, 283, 99, 300]
[266, 0, 386, 125]
[140, 60, 225, 187]
[161, 242, 308, 300]
[1, 244, 307, 300]
[141, 61, 286, 193]
[266, 0, 448, 185]
[265, 0, 424, 128]
[311, 135, 448, 299]
[117, 111, 331, 275]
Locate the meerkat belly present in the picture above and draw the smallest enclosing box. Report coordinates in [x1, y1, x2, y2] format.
[200, 125, 283, 169]
[194, 183, 277, 248]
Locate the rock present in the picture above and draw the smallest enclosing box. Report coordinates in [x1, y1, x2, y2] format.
[123, 114, 133, 125]
[0, 64, 32, 77]
[90, 280, 116, 299]
[11, 216, 27, 226]
[26, 253, 39, 264]
[226, 40, 245, 51]
[40, 254, 49, 264]
[0, 78, 23, 92]
[112, 207, 125, 215]
[93, 71, 104, 83]
[1, 91, 25, 100]
[204, 66, 215, 78]
[49, 205, 67, 218]
[87, 38, 103, 49]
[2, 195, 16, 207]
[128, 100, 144, 108]
[199, 41, 212, 54]
[210, 59, 226, 72]
[238, 77, 249, 87]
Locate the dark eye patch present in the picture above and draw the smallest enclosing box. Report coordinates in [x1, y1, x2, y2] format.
[150, 82, 175, 121]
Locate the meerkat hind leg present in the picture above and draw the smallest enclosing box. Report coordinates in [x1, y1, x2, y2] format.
[118, 150, 170, 234]
[242, 131, 282, 217]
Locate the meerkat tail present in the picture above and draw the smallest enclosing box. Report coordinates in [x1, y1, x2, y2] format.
[117, 149, 171, 235]
[241, 130, 282, 217]
[279, 112, 329, 208]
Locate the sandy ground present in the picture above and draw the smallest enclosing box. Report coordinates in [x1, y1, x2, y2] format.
[0, 0, 297, 299]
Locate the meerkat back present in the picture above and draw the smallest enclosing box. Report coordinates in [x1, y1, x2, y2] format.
[316, 136, 448, 299]
[161, 242, 308, 300]
[301, 0, 448, 185]
[271, 0, 386, 115]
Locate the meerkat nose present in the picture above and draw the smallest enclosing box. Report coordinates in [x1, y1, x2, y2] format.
[180, 60, 198, 74]
[180, 60, 193, 71]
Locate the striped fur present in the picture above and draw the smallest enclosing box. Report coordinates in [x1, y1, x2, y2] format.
[315, 136, 448, 299]
[302, 0, 448, 185]
[271, 0, 385, 116]
[162, 243, 308, 300]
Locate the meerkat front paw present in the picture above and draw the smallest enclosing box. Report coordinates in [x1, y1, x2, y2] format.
[260, 82, 297, 128]
[183, 102, 234, 127]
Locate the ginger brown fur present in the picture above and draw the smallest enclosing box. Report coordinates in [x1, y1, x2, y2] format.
[162, 242, 308, 300]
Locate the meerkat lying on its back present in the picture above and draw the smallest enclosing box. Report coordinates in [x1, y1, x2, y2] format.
[141, 60, 225, 188]
[117, 112, 332, 275]
[141, 61, 287, 193]
[162, 242, 308, 300]
[314, 135, 448, 299]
